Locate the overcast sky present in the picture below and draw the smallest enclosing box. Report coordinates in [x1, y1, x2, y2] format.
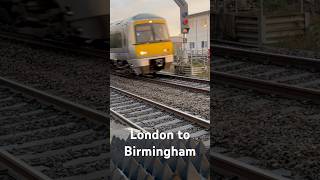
[110, 0, 209, 36]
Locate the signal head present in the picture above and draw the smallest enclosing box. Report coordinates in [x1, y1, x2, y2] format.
[183, 18, 188, 25]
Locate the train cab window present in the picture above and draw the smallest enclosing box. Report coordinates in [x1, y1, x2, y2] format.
[135, 23, 169, 44]
[110, 33, 123, 48]
[135, 25, 154, 44]
[153, 24, 169, 41]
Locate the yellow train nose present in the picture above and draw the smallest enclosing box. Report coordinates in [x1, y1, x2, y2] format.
[135, 42, 173, 58]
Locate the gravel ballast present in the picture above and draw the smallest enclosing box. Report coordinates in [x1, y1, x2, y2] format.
[111, 75, 210, 120]
[211, 82, 320, 179]
[0, 38, 109, 112]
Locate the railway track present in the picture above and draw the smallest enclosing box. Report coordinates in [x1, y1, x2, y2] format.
[150, 72, 209, 93]
[110, 86, 210, 143]
[210, 83, 320, 179]
[110, 86, 290, 180]
[0, 31, 106, 59]
[212, 45, 320, 103]
[112, 72, 210, 94]
[213, 39, 260, 49]
[211, 152, 290, 180]
[212, 44, 320, 70]
[0, 77, 108, 180]
[212, 45, 320, 179]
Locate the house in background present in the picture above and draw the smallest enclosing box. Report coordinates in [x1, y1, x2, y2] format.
[186, 10, 210, 52]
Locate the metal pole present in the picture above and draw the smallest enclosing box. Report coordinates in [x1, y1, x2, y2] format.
[173, 0, 189, 67]
[259, 0, 264, 46]
[206, 23, 208, 67]
[260, 0, 264, 17]
[235, 0, 238, 14]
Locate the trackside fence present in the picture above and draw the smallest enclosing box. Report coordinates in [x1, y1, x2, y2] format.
[213, 12, 310, 45]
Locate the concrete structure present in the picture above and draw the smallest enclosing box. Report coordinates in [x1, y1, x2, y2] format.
[186, 10, 210, 52]
[170, 36, 183, 50]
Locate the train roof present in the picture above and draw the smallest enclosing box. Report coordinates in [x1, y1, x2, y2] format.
[111, 13, 165, 26]
[130, 13, 164, 21]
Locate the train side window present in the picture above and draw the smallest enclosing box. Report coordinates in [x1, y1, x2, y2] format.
[110, 33, 123, 48]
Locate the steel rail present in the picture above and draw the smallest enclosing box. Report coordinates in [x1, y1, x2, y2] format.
[211, 152, 291, 180]
[0, 150, 53, 180]
[0, 77, 108, 125]
[110, 109, 147, 133]
[212, 44, 320, 71]
[110, 86, 210, 129]
[0, 31, 106, 59]
[111, 72, 209, 94]
[0, 77, 111, 180]
[156, 72, 210, 83]
[142, 73, 209, 94]
[212, 71, 320, 103]
[212, 39, 260, 49]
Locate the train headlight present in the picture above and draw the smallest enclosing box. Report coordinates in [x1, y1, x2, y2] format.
[140, 51, 148, 55]
[163, 48, 168, 53]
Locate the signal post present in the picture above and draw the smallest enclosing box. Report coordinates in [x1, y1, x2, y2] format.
[174, 0, 190, 65]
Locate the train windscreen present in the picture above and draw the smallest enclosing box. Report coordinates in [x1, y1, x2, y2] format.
[135, 23, 169, 44]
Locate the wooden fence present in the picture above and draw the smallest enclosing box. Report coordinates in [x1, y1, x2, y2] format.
[213, 12, 310, 45]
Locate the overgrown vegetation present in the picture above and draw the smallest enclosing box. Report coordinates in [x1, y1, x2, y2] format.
[195, 71, 210, 79]
[192, 59, 207, 67]
[191, 58, 210, 79]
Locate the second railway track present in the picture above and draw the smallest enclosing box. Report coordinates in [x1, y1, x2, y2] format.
[212, 45, 320, 103]
[0, 77, 108, 180]
[0, 31, 106, 59]
[147, 72, 210, 93]
[112, 72, 210, 94]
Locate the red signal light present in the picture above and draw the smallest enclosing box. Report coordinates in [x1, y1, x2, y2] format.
[183, 18, 188, 25]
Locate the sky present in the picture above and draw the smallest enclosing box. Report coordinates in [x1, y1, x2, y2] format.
[110, 0, 209, 36]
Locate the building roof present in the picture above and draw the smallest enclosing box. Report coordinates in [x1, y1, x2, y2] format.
[187, 10, 210, 18]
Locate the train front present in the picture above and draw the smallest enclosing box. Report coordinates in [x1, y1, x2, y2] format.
[130, 15, 174, 75]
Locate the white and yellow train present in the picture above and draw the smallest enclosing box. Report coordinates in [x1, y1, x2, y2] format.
[110, 14, 174, 75]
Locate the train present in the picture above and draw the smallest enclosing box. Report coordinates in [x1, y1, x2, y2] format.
[0, 0, 108, 45]
[110, 14, 174, 75]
